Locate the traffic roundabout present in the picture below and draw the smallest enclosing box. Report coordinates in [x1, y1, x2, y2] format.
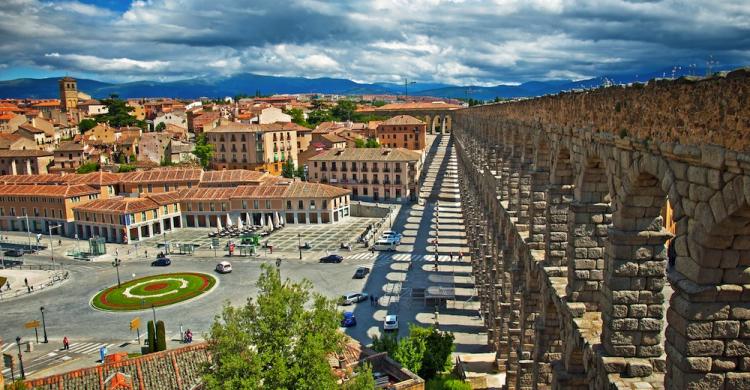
[91, 272, 217, 311]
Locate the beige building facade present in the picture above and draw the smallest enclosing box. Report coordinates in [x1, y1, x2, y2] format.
[308, 148, 422, 203]
[206, 122, 298, 175]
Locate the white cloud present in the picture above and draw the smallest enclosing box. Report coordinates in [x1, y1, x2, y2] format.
[0, 0, 746, 84]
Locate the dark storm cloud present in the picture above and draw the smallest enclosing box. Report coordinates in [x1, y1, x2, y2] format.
[1, 0, 748, 84]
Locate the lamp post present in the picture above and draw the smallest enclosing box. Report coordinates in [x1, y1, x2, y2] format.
[49, 224, 62, 269]
[162, 231, 168, 254]
[16, 336, 25, 379]
[16, 214, 32, 252]
[404, 78, 416, 100]
[151, 304, 157, 325]
[298, 233, 302, 260]
[40, 306, 48, 343]
[112, 257, 122, 288]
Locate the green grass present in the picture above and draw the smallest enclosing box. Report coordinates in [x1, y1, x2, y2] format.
[92, 272, 217, 311]
[425, 374, 472, 390]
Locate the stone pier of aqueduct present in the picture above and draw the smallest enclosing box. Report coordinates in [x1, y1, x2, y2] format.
[454, 69, 750, 389]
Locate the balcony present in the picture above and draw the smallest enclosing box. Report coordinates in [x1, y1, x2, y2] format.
[361, 167, 369, 172]
[372, 167, 380, 173]
[372, 179, 380, 185]
[351, 166, 358, 172]
[383, 167, 390, 173]
[331, 166, 338, 172]
[395, 168, 402, 173]
[341, 166, 347, 172]
[361, 178, 369, 184]
[395, 180, 402, 185]
[384, 180, 391, 185]
[321, 166, 328, 172]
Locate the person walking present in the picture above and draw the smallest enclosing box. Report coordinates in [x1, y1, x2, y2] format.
[458, 251, 463, 261]
[63, 336, 70, 350]
[450, 252, 454, 262]
[5, 281, 10, 291]
[24, 278, 28, 287]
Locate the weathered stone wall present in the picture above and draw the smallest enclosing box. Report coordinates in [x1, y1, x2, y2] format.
[455, 71, 750, 390]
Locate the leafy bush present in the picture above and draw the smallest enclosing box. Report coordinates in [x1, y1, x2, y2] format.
[147, 320, 156, 353]
[426, 375, 472, 390]
[156, 320, 167, 352]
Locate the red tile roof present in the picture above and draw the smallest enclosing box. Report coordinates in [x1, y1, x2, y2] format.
[0, 184, 98, 197]
[119, 168, 203, 183]
[199, 169, 268, 185]
[72, 196, 158, 213]
[0, 149, 53, 157]
[380, 115, 425, 126]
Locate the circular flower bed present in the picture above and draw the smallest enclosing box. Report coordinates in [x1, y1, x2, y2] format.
[92, 272, 217, 311]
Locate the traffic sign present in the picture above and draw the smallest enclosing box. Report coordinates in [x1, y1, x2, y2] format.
[24, 320, 40, 329]
[130, 317, 141, 331]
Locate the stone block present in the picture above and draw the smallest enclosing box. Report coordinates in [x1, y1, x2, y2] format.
[726, 340, 750, 357]
[726, 372, 750, 389]
[685, 340, 724, 356]
[625, 359, 653, 377]
[712, 358, 737, 371]
[713, 320, 740, 338]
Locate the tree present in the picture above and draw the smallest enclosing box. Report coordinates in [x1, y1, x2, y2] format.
[118, 164, 136, 173]
[295, 165, 306, 180]
[202, 264, 343, 389]
[76, 162, 99, 174]
[342, 362, 376, 390]
[193, 134, 214, 169]
[365, 138, 380, 148]
[78, 118, 97, 133]
[354, 138, 366, 148]
[156, 320, 167, 352]
[155, 122, 166, 132]
[95, 95, 146, 129]
[307, 109, 333, 127]
[285, 108, 309, 127]
[281, 158, 296, 178]
[331, 100, 356, 122]
[371, 325, 455, 380]
[147, 320, 156, 353]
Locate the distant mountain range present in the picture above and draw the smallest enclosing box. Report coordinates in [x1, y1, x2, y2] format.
[0, 66, 741, 101]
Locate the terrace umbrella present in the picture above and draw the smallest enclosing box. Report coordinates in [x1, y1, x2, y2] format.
[236, 216, 243, 229]
[260, 214, 265, 227]
[226, 213, 232, 227]
[267, 215, 274, 231]
[273, 212, 280, 228]
[217, 216, 223, 231]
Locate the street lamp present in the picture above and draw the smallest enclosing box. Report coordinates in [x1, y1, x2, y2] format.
[16, 336, 25, 379]
[298, 233, 302, 260]
[40, 306, 48, 343]
[112, 257, 122, 288]
[15, 214, 32, 252]
[49, 224, 62, 269]
[151, 304, 157, 325]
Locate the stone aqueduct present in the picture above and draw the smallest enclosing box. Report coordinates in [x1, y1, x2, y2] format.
[452, 70, 750, 389]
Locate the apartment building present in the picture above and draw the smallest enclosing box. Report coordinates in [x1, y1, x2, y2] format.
[307, 148, 422, 203]
[376, 115, 427, 150]
[205, 122, 298, 175]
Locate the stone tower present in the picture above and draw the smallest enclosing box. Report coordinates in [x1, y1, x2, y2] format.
[59, 76, 78, 112]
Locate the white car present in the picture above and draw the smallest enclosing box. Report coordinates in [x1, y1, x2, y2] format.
[383, 314, 399, 331]
[340, 292, 369, 305]
[215, 261, 233, 274]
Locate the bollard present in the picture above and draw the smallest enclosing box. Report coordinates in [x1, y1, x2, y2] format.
[25, 341, 33, 352]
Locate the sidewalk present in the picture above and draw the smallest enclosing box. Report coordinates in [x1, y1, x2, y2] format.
[0, 268, 68, 301]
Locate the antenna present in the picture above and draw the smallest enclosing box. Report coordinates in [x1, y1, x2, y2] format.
[706, 55, 718, 77]
[403, 78, 416, 100]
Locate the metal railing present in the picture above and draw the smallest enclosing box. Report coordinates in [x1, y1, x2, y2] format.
[0, 270, 69, 301]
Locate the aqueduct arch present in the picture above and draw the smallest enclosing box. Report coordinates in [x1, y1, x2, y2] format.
[454, 69, 750, 389]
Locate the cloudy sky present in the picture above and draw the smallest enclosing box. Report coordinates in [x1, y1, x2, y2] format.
[0, 0, 748, 85]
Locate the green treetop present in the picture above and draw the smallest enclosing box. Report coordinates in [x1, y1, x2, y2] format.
[192, 134, 214, 169]
[202, 264, 343, 390]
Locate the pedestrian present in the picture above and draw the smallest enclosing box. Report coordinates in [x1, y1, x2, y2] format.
[459, 251, 463, 261]
[145, 250, 148, 258]
[373, 295, 378, 306]
[58, 239, 62, 246]
[369, 295, 374, 306]
[63, 336, 70, 350]
[24, 278, 28, 287]
[450, 252, 453, 261]
[27, 286, 31, 293]
[5, 281, 10, 291]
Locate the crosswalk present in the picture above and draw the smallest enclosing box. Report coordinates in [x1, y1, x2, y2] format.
[1, 342, 117, 379]
[345, 252, 461, 262]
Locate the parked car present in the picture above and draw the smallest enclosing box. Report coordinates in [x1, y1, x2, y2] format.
[353, 267, 370, 279]
[383, 315, 399, 331]
[151, 257, 172, 267]
[382, 230, 402, 240]
[341, 311, 357, 327]
[215, 261, 232, 274]
[339, 292, 369, 305]
[320, 254, 344, 263]
[3, 249, 24, 257]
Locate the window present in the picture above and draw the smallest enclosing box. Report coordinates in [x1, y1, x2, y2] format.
[187, 203, 192, 211]
[298, 200, 303, 209]
[287, 200, 292, 210]
[221, 202, 227, 211]
[265, 200, 271, 209]
[141, 212, 146, 221]
[163, 206, 168, 214]
[309, 200, 316, 210]
[210, 203, 216, 211]
[164, 184, 169, 192]
[147, 184, 153, 192]
[242, 200, 248, 209]
[199, 203, 204, 211]
[253, 200, 259, 209]
[323, 200, 328, 209]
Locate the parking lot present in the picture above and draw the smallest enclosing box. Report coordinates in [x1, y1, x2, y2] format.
[139, 216, 383, 253]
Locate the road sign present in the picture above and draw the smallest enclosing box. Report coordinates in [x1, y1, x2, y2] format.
[130, 317, 141, 331]
[24, 320, 40, 329]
